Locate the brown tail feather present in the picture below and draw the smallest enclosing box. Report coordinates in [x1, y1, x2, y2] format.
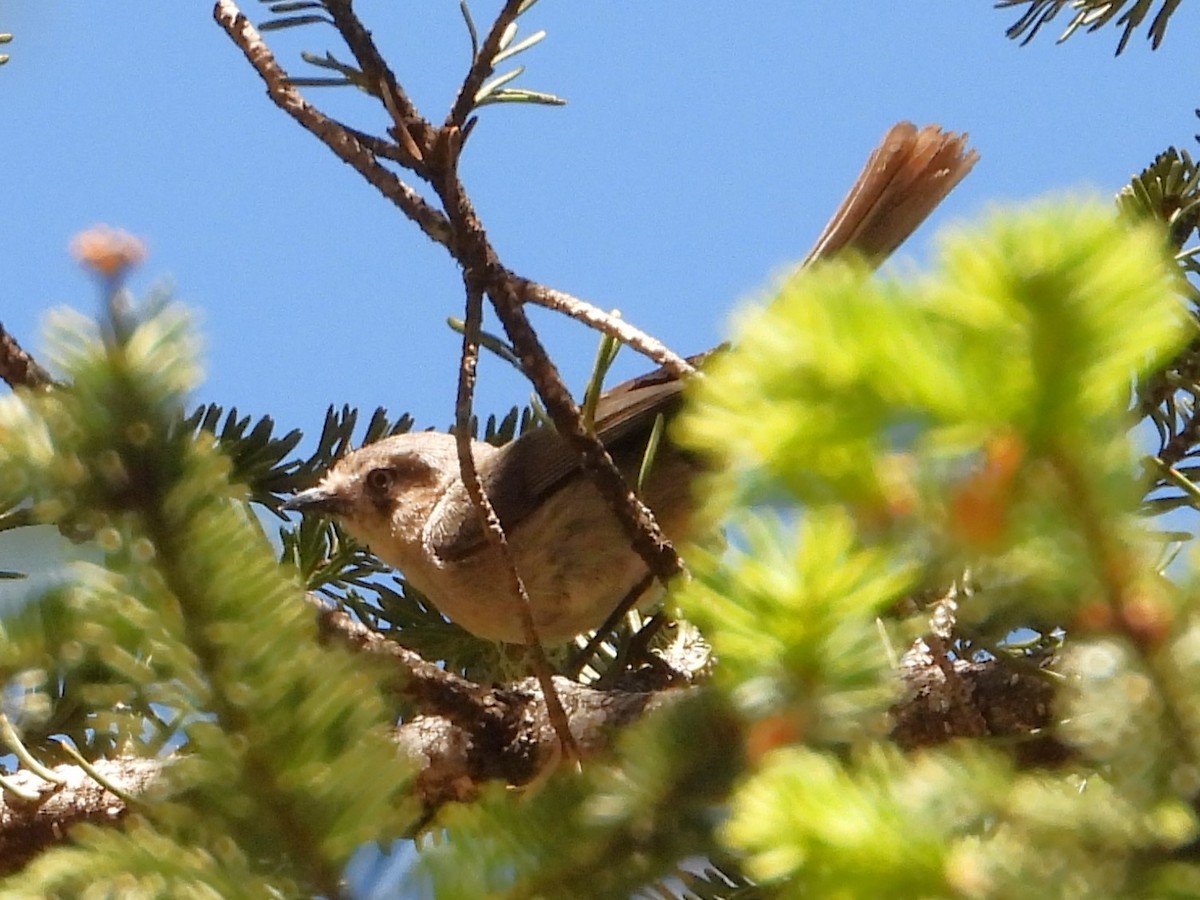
[803, 122, 979, 267]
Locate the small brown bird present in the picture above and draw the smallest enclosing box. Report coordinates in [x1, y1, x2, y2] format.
[285, 123, 979, 644]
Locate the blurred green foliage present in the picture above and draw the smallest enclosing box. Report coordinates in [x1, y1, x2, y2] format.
[0, 294, 418, 895]
[4, 194, 1200, 895]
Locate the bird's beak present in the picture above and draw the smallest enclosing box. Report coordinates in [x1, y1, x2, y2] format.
[282, 485, 349, 517]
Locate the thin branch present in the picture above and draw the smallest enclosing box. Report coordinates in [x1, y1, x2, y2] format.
[1148, 457, 1200, 507]
[427, 126, 685, 590]
[336, 123, 415, 166]
[447, 0, 526, 129]
[212, 2, 452, 247]
[0, 716, 66, 785]
[498, 277, 686, 582]
[567, 573, 655, 678]
[321, 0, 432, 168]
[0, 323, 53, 391]
[517, 280, 696, 379]
[453, 277, 579, 761]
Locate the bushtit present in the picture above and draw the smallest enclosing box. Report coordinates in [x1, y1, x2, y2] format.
[286, 122, 978, 644]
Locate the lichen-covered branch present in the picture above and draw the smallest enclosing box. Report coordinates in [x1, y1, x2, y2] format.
[0, 611, 1062, 862]
[0, 757, 160, 877]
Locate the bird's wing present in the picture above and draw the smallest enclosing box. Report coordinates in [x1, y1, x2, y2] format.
[432, 351, 714, 562]
[431, 122, 979, 562]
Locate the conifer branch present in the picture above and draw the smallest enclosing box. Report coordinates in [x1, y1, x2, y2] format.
[314, 598, 1060, 804]
[320, 0, 431, 170]
[447, 0, 526, 129]
[891, 644, 1064, 766]
[999, 0, 1183, 53]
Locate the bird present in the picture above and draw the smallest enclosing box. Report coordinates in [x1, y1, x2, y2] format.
[284, 122, 979, 644]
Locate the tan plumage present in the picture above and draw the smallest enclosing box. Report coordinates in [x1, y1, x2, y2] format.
[287, 123, 978, 643]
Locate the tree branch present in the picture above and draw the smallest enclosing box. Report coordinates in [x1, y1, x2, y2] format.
[451, 276, 580, 758]
[321, 0, 432, 169]
[0, 757, 160, 876]
[0, 608, 1063, 863]
[517, 279, 696, 380]
[0, 323, 53, 391]
[425, 126, 685, 590]
[891, 643, 1066, 767]
[446, 0, 525, 129]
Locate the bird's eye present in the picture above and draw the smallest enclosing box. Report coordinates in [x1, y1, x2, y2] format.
[365, 468, 393, 494]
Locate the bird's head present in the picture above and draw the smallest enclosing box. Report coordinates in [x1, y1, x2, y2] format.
[284, 431, 487, 571]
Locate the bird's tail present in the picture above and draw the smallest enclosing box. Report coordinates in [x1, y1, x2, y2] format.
[802, 122, 979, 267]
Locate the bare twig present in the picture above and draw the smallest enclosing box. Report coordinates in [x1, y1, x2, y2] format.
[567, 572, 655, 677]
[212, 2, 451, 247]
[321, 0, 431, 168]
[498, 281, 685, 581]
[0, 716, 66, 785]
[0, 323, 53, 391]
[518, 280, 696, 380]
[453, 278, 579, 761]
[426, 126, 684, 589]
[336, 123, 420, 167]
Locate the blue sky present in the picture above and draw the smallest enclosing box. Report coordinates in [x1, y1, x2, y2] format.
[4, 3, 1198, 446]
